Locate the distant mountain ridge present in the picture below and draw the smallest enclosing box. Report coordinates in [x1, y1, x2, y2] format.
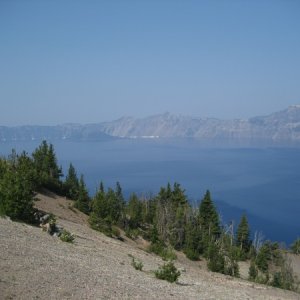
[1, 105, 300, 146]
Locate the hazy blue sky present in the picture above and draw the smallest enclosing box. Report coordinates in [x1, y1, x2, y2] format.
[1, 0, 300, 125]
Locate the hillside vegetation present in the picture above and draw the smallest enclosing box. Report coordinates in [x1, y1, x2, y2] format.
[0, 141, 300, 299]
[1, 192, 300, 299]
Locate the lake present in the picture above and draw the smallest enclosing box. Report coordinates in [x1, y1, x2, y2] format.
[1, 138, 299, 244]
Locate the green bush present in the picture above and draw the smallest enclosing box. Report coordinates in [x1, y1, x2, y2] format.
[248, 260, 258, 281]
[89, 214, 113, 237]
[60, 229, 75, 243]
[224, 257, 239, 277]
[50, 214, 58, 233]
[291, 238, 300, 255]
[255, 244, 270, 273]
[207, 242, 225, 273]
[131, 257, 143, 271]
[184, 248, 199, 261]
[111, 226, 121, 238]
[155, 261, 181, 283]
[270, 256, 298, 292]
[125, 228, 140, 240]
[148, 242, 177, 261]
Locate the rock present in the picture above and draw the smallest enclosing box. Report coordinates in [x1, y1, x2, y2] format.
[40, 214, 50, 224]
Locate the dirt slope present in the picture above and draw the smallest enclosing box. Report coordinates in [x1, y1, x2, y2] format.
[0, 193, 299, 300]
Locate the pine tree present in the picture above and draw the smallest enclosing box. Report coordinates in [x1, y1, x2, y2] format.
[184, 214, 202, 260]
[115, 182, 125, 226]
[249, 260, 258, 281]
[155, 185, 171, 241]
[291, 238, 300, 255]
[99, 181, 105, 193]
[141, 196, 156, 224]
[0, 151, 35, 222]
[154, 182, 190, 248]
[255, 243, 271, 273]
[207, 241, 225, 273]
[127, 193, 143, 229]
[104, 188, 121, 224]
[74, 175, 90, 214]
[64, 163, 79, 199]
[199, 190, 220, 240]
[48, 143, 62, 182]
[170, 183, 189, 249]
[236, 214, 250, 254]
[89, 182, 124, 235]
[32, 140, 62, 192]
[89, 186, 112, 235]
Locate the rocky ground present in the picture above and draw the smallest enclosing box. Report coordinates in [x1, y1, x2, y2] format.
[0, 192, 299, 300]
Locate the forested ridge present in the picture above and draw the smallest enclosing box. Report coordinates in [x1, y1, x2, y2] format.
[0, 141, 299, 291]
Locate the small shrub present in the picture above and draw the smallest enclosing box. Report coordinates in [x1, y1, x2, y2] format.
[148, 242, 177, 261]
[60, 229, 75, 243]
[125, 228, 140, 240]
[155, 261, 181, 283]
[224, 257, 239, 277]
[184, 248, 199, 261]
[111, 226, 121, 238]
[48, 214, 57, 234]
[89, 215, 113, 237]
[131, 257, 143, 271]
[270, 256, 299, 292]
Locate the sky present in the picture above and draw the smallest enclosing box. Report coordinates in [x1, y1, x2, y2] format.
[0, 0, 300, 126]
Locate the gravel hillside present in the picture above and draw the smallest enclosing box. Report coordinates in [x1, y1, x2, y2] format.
[0, 193, 299, 300]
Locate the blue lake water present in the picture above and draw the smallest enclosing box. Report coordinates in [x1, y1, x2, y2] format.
[1, 138, 299, 244]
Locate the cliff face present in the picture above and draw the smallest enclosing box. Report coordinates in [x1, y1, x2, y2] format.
[1, 105, 300, 145]
[98, 105, 300, 145]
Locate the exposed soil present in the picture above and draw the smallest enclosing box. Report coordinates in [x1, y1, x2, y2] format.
[0, 193, 299, 300]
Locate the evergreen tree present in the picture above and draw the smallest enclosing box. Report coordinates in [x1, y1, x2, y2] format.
[141, 195, 156, 224]
[255, 243, 271, 273]
[0, 151, 36, 222]
[115, 181, 125, 226]
[249, 260, 258, 281]
[0, 158, 8, 180]
[89, 183, 124, 235]
[127, 193, 143, 229]
[199, 190, 220, 241]
[89, 186, 112, 235]
[155, 184, 173, 242]
[48, 143, 62, 181]
[170, 183, 189, 249]
[74, 175, 90, 214]
[291, 238, 300, 255]
[184, 213, 203, 260]
[207, 241, 225, 273]
[99, 181, 105, 193]
[106, 188, 118, 223]
[236, 214, 250, 255]
[154, 182, 189, 249]
[90, 185, 108, 219]
[32, 140, 62, 192]
[64, 163, 79, 199]
[225, 246, 240, 277]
